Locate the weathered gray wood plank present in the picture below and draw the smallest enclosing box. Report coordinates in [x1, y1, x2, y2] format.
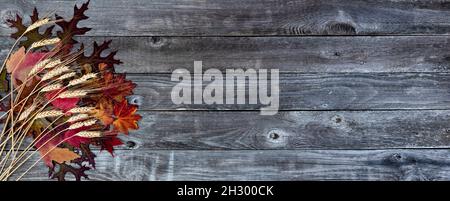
[120, 110, 450, 149]
[4, 110, 450, 150]
[3, 0, 450, 36]
[128, 73, 450, 110]
[15, 149, 450, 181]
[3, 36, 450, 73]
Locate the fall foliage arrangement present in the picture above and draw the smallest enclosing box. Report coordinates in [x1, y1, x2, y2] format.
[0, 1, 141, 181]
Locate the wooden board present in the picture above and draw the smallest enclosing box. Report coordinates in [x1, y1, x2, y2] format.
[129, 73, 450, 110]
[3, 0, 450, 36]
[121, 110, 450, 150]
[3, 36, 450, 73]
[6, 110, 450, 151]
[1, 0, 450, 181]
[14, 149, 450, 181]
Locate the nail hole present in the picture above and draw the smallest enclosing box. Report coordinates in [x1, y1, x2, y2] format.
[335, 117, 342, 123]
[334, 52, 341, 57]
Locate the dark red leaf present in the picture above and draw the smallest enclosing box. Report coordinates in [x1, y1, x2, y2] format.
[96, 136, 123, 156]
[64, 126, 92, 147]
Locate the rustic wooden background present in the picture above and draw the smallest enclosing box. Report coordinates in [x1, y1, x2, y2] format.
[2, 0, 450, 180]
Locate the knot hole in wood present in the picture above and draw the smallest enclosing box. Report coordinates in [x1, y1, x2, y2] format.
[388, 153, 417, 164]
[128, 95, 143, 106]
[126, 141, 137, 149]
[269, 132, 279, 140]
[331, 115, 343, 124]
[266, 129, 288, 147]
[149, 36, 166, 48]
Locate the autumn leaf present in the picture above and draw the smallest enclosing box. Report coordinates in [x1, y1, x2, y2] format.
[39, 146, 80, 168]
[94, 135, 123, 156]
[98, 63, 108, 71]
[5, 47, 25, 73]
[49, 144, 94, 181]
[64, 126, 92, 148]
[49, 162, 90, 181]
[6, 47, 47, 87]
[112, 100, 141, 134]
[34, 125, 80, 168]
[0, 69, 8, 92]
[7, 8, 55, 49]
[94, 98, 114, 125]
[102, 72, 136, 102]
[73, 144, 96, 168]
[2, 1, 143, 181]
[45, 90, 80, 111]
[55, 0, 91, 46]
[77, 40, 122, 70]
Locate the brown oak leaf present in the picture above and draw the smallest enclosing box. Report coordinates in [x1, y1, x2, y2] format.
[7, 8, 55, 48]
[55, 0, 91, 46]
[77, 41, 122, 71]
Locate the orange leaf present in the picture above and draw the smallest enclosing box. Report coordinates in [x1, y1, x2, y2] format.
[39, 146, 80, 167]
[94, 98, 114, 125]
[112, 100, 141, 134]
[6, 47, 25, 73]
[102, 72, 136, 102]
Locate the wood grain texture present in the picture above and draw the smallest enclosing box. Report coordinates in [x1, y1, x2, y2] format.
[15, 149, 450, 181]
[5, 110, 450, 150]
[3, 36, 450, 73]
[2, 0, 450, 181]
[121, 110, 450, 150]
[128, 73, 450, 110]
[3, 0, 450, 36]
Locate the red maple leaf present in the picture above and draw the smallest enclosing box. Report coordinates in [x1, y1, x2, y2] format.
[96, 136, 123, 156]
[112, 100, 141, 135]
